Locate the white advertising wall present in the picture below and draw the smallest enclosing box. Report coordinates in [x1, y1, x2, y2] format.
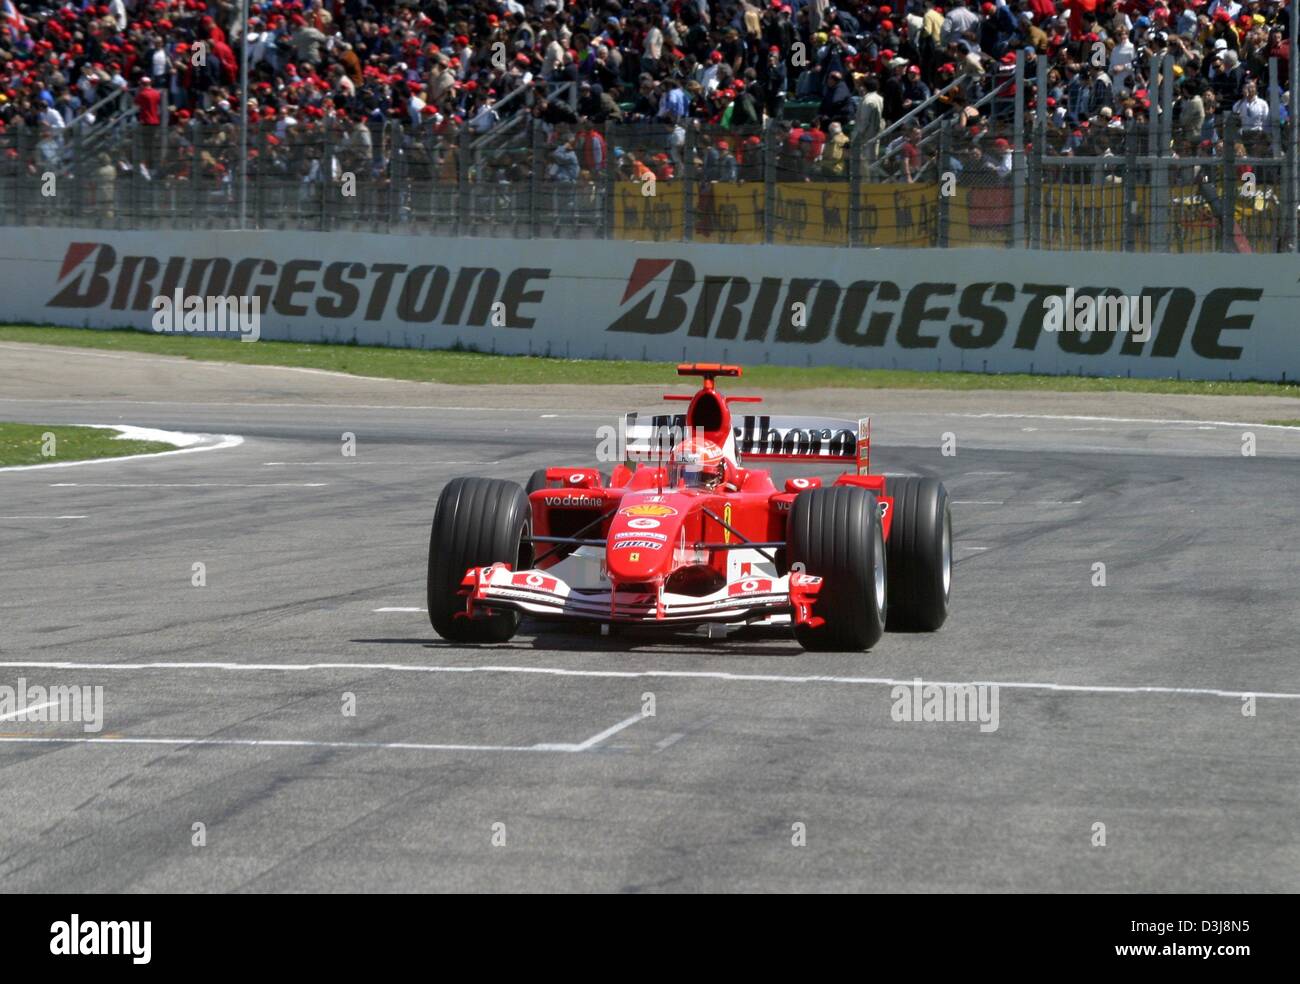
[1, 226, 1296, 381]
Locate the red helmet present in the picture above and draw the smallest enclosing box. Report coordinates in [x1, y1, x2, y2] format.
[670, 437, 726, 490]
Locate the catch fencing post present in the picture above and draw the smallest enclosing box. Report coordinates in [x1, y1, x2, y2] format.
[763, 125, 777, 244]
[604, 123, 617, 239]
[1292, 0, 1299, 251]
[458, 125, 471, 237]
[1031, 53, 1048, 249]
[683, 125, 695, 242]
[937, 121, 950, 248]
[1012, 48, 1026, 247]
[529, 126, 542, 238]
[848, 127, 862, 247]
[1162, 53, 1174, 251]
[1123, 122, 1138, 251]
[1222, 117, 1237, 253]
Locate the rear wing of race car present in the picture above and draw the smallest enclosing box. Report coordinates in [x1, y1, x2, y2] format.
[623, 412, 871, 475]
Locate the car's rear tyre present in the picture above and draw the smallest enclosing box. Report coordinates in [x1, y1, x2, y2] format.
[786, 486, 886, 651]
[428, 477, 532, 643]
[883, 476, 952, 631]
[525, 468, 550, 495]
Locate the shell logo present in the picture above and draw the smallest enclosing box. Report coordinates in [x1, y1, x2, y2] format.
[620, 504, 678, 518]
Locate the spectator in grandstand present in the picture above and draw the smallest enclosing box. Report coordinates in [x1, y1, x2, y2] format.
[1, 0, 1297, 207]
[547, 138, 579, 183]
[1234, 80, 1271, 134]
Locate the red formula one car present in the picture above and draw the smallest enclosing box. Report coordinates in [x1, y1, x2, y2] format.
[427, 364, 951, 651]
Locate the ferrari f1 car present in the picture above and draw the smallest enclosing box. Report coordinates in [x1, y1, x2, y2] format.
[427, 364, 951, 651]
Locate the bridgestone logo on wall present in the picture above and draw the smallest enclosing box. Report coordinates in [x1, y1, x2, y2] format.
[609, 258, 1260, 361]
[48, 243, 550, 327]
[12, 229, 1291, 381]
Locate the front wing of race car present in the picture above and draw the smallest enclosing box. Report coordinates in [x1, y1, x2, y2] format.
[459, 563, 825, 627]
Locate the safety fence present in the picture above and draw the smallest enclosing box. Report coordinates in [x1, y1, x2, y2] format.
[0, 117, 1293, 252]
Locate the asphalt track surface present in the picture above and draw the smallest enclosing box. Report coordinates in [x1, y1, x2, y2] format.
[1, 343, 1299, 893]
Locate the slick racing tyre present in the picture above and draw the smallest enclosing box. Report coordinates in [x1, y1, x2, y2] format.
[786, 486, 887, 652]
[428, 477, 532, 643]
[525, 468, 550, 495]
[883, 476, 952, 631]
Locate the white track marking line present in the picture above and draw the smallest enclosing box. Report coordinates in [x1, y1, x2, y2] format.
[899, 411, 1300, 431]
[952, 500, 1082, 506]
[0, 699, 60, 722]
[262, 461, 501, 466]
[49, 482, 326, 488]
[0, 710, 645, 755]
[568, 712, 646, 751]
[0, 396, 606, 417]
[0, 736, 536, 753]
[0, 660, 1295, 702]
[0, 434, 243, 472]
[374, 607, 426, 613]
[0, 515, 87, 520]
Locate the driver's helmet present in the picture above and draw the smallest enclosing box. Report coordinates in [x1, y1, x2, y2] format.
[669, 437, 726, 490]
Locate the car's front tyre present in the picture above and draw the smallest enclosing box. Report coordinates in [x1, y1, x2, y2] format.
[427, 477, 532, 643]
[786, 486, 887, 652]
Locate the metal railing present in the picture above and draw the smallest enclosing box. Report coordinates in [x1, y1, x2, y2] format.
[0, 109, 1295, 253]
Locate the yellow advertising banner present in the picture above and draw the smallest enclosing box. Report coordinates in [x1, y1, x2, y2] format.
[614, 180, 939, 247]
[612, 179, 1281, 252]
[857, 182, 937, 248]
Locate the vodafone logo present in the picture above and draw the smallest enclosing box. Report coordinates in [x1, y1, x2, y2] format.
[728, 578, 773, 596]
[626, 517, 661, 529]
[569, 472, 586, 484]
[512, 572, 557, 591]
[544, 494, 602, 508]
[791, 478, 811, 489]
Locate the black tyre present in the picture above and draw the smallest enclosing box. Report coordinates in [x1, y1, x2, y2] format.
[525, 468, 550, 495]
[428, 477, 532, 643]
[883, 476, 952, 631]
[786, 486, 887, 651]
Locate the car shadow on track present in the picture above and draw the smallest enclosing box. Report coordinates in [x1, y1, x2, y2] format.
[351, 621, 811, 658]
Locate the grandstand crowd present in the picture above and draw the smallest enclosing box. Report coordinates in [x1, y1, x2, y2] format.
[0, 0, 1295, 189]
